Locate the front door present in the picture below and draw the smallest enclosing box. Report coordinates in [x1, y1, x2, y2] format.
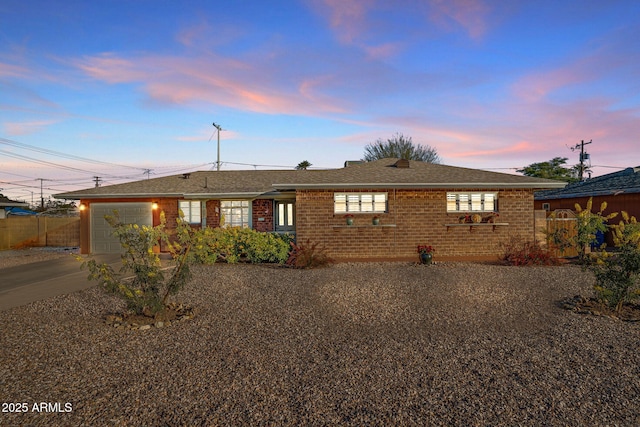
[275, 201, 295, 233]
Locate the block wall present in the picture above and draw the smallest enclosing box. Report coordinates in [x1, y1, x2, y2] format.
[295, 188, 537, 261]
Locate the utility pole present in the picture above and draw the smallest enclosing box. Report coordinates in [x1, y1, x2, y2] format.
[571, 139, 592, 181]
[93, 176, 102, 188]
[37, 178, 45, 209]
[212, 122, 222, 171]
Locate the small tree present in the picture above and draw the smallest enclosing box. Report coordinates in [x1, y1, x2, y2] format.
[517, 157, 579, 182]
[81, 211, 194, 317]
[295, 160, 312, 170]
[590, 212, 640, 313]
[573, 198, 617, 263]
[362, 133, 441, 163]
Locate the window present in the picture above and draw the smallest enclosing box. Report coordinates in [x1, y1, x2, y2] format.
[178, 200, 201, 224]
[446, 192, 497, 212]
[220, 200, 250, 228]
[334, 193, 387, 213]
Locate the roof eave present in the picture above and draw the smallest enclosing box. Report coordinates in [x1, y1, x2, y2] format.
[273, 182, 567, 190]
[54, 192, 184, 200]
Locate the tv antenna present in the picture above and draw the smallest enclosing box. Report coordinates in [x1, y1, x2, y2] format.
[212, 122, 223, 171]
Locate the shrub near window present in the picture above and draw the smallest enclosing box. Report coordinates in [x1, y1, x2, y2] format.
[191, 227, 292, 264]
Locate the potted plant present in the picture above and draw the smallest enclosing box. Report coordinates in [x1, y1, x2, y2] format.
[417, 245, 435, 264]
[372, 215, 380, 225]
[344, 214, 355, 226]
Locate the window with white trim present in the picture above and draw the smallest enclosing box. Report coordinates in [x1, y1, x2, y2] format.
[220, 200, 250, 228]
[334, 193, 387, 213]
[446, 192, 497, 212]
[178, 200, 201, 224]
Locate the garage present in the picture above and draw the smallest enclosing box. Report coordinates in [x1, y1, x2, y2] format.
[90, 202, 153, 253]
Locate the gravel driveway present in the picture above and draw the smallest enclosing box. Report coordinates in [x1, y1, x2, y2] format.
[1, 262, 639, 426]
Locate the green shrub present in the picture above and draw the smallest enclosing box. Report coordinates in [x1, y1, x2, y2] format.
[81, 211, 193, 317]
[500, 236, 560, 266]
[590, 212, 640, 312]
[191, 227, 292, 264]
[286, 239, 334, 269]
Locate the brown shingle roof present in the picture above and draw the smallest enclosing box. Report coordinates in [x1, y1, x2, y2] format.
[55, 158, 565, 199]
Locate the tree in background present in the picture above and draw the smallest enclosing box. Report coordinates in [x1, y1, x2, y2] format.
[362, 133, 441, 163]
[517, 157, 579, 182]
[295, 160, 312, 170]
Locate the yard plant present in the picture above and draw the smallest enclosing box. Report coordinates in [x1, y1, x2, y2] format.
[81, 211, 194, 317]
[589, 211, 640, 313]
[191, 226, 292, 264]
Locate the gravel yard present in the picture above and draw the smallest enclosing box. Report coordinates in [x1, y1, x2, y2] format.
[1, 261, 639, 426]
[0, 247, 78, 269]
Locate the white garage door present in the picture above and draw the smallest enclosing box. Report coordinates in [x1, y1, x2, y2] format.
[90, 202, 153, 253]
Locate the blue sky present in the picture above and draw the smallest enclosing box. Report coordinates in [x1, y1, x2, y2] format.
[1, 0, 639, 203]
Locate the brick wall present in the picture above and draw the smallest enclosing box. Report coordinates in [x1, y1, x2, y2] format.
[252, 199, 274, 232]
[295, 188, 537, 261]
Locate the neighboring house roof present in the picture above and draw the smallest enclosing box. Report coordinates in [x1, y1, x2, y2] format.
[535, 166, 640, 201]
[0, 196, 29, 208]
[5, 207, 37, 216]
[55, 158, 566, 200]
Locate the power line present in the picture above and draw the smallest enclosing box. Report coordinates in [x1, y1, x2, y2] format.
[0, 137, 148, 172]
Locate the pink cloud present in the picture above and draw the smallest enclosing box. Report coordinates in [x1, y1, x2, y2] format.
[75, 54, 148, 83]
[0, 62, 28, 78]
[428, 0, 490, 40]
[74, 52, 349, 116]
[3, 120, 58, 135]
[318, 0, 373, 44]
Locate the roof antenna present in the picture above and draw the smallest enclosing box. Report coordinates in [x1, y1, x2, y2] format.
[212, 122, 223, 171]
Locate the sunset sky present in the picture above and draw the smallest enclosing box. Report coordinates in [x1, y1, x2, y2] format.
[1, 0, 639, 203]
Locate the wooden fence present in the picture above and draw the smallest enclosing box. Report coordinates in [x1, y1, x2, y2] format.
[544, 209, 578, 258]
[0, 216, 80, 250]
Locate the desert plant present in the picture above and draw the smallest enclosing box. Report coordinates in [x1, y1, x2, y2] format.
[81, 211, 194, 317]
[589, 212, 640, 312]
[286, 239, 334, 269]
[500, 236, 560, 266]
[573, 198, 617, 263]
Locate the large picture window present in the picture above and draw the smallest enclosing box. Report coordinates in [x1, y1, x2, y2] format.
[178, 200, 201, 224]
[446, 192, 497, 212]
[220, 200, 250, 228]
[334, 193, 387, 213]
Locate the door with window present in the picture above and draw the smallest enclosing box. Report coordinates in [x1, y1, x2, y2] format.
[275, 200, 295, 233]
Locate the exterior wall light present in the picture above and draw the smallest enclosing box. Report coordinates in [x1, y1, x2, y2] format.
[152, 202, 159, 210]
[79, 203, 86, 211]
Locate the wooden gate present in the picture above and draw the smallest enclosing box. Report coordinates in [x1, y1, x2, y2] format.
[546, 209, 578, 258]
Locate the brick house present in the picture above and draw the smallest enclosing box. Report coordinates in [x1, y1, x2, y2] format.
[55, 158, 565, 261]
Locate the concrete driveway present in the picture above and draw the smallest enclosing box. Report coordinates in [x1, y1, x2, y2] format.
[0, 254, 122, 311]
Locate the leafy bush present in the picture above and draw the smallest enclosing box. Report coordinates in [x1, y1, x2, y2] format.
[589, 212, 640, 312]
[545, 198, 618, 263]
[81, 211, 193, 317]
[286, 239, 334, 269]
[191, 227, 292, 264]
[500, 236, 560, 266]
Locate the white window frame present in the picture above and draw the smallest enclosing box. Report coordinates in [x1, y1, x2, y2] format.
[446, 192, 497, 213]
[178, 200, 201, 224]
[220, 200, 251, 228]
[334, 193, 387, 213]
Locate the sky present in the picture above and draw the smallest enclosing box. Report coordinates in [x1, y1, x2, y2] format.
[1, 0, 639, 205]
